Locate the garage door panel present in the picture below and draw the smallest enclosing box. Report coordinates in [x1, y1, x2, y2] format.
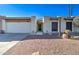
[6, 22, 31, 33]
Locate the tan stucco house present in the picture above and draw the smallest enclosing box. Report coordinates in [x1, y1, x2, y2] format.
[0, 16, 79, 34]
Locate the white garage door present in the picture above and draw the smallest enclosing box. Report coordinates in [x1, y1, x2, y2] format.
[6, 22, 31, 33]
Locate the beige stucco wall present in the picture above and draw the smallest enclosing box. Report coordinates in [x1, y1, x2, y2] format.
[60, 17, 66, 32]
[31, 16, 37, 33]
[76, 27, 79, 33]
[71, 22, 74, 32]
[0, 18, 5, 31]
[2, 19, 6, 32]
[0, 21, 2, 30]
[43, 16, 51, 33]
[0, 17, 3, 30]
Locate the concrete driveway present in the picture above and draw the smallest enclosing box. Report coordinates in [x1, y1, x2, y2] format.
[0, 33, 28, 55]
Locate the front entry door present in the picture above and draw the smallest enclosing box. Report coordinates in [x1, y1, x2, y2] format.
[37, 24, 43, 32]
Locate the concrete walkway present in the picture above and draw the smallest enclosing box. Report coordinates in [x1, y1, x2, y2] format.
[0, 34, 28, 55]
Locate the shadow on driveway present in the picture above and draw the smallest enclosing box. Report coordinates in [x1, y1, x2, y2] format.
[0, 33, 29, 42]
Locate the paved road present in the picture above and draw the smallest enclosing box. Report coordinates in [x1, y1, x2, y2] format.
[0, 33, 28, 55]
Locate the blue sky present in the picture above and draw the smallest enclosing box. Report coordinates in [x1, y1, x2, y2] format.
[0, 4, 79, 17]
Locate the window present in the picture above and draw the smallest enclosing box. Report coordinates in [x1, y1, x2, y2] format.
[52, 22, 58, 31]
[66, 22, 72, 31]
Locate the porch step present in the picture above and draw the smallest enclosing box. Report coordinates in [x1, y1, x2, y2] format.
[36, 32, 43, 35]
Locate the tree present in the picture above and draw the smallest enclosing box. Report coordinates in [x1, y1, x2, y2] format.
[73, 16, 79, 27]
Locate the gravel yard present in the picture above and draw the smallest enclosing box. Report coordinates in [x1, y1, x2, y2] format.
[4, 35, 79, 55]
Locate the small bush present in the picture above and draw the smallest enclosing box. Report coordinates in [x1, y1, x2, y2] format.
[62, 30, 71, 39]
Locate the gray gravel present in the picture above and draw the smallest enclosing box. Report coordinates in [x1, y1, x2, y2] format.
[4, 35, 79, 55]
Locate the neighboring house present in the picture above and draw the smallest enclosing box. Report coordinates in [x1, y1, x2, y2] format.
[0, 16, 79, 34]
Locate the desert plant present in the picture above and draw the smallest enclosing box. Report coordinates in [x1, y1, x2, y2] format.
[73, 16, 79, 27]
[62, 30, 71, 39]
[64, 30, 71, 34]
[62, 32, 68, 39]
